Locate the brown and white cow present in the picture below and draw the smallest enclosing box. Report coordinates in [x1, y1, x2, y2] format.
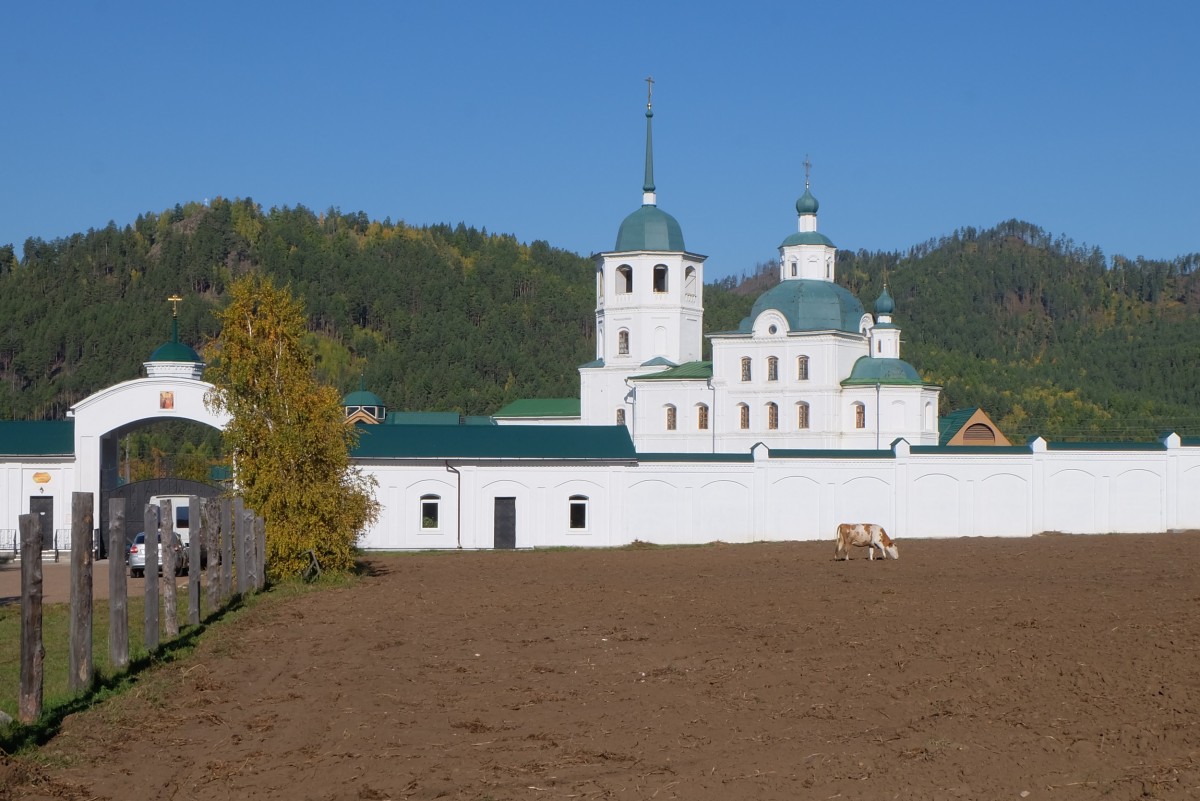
[835, 523, 898, 560]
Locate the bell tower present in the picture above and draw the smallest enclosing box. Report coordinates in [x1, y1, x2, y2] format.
[581, 80, 707, 427]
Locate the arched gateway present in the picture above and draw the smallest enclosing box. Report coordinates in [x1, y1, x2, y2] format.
[69, 311, 230, 535]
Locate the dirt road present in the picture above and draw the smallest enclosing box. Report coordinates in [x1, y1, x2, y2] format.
[4, 533, 1199, 800]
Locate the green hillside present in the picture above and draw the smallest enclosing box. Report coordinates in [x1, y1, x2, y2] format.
[2, 202, 1197, 442]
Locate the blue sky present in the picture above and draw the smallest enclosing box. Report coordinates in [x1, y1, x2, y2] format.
[3, 1, 1196, 282]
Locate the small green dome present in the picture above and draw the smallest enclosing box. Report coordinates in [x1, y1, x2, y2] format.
[149, 340, 201, 363]
[739, 279, 865, 334]
[796, 188, 819, 215]
[343, 389, 385, 408]
[842, 356, 924, 386]
[616, 205, 686, 252]
[875, 286, 895, 315]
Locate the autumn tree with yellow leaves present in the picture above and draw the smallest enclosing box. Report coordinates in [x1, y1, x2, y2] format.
[205, 274, 378, 578]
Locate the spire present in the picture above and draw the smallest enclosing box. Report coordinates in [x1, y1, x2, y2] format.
[642, 76, 656, 204]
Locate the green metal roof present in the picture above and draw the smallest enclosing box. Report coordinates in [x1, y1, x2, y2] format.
[492, 398, 581, 418]
[383, 411, 466, 426]
[842, 357, 926, 386]
[616, 205, 686, 252]
[579, 358, 605, 369]
[0, 421, 75, 456]
[149, 317, 201, 363]
[343, 389, 386, 407]
[353, 424, 635, 460]
[640, 356, 677, 367]
[631, 360, 713, 381]
[740, 279, 865, 334]
[637, 452, 754, 463]
[938, 407, 979, 446]
[911, 445, 1033, 455]
[150, 341, 202, 362]
[769, 448, 895, 459]
[1045, 441, 1168, 452]
[779, 230, 835, 248]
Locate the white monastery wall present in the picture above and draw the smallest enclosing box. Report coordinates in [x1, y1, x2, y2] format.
[351, 437, 1200, 551]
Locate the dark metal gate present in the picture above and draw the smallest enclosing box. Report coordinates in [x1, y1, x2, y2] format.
[101, 478, 222, 558]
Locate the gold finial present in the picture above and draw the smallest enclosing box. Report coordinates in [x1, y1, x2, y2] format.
[167, 294, 183, 317]
[645, 75, 654, 110]
[803, 154, 812, 189]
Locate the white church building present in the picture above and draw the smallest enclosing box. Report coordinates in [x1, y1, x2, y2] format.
[4, 95, 1200, 557]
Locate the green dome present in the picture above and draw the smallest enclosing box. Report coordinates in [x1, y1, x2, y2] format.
[875, 286, 895, 315]
[616, 205, 686, 252]
[739, 279, 866, 334]
[149, 340, 201, 362]
[343, 389, 386, 408]
[796, 188, 819, 215]
[779, 230, 835, 248]
[842, 356, 925, 386]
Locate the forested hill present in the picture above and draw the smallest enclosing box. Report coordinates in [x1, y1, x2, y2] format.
[1, 203, 1198, 441]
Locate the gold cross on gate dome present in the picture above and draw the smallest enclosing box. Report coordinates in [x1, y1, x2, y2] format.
[167, 294, 183, 317]
[803, 154, 812, 189]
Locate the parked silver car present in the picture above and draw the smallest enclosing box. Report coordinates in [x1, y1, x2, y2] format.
[128, 531, 188, 578]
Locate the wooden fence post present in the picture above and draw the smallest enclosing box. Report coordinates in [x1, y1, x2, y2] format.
[204, 498, 219, 614]
[18, 513, 44, 723]
[233, 497, 246, 595]
[188, 495, 201, 626]
[144, 503, 160, 652]
[108, 498, 129, 671]
[220, 497, 232, 602]
[161, 500, 179, 639]
[242, 509, 257, 595]
[255, 515, 266, 590]
[68, 492, 94, 694]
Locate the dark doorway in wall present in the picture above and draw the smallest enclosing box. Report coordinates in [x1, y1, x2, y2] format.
[494, 497, 516, 549]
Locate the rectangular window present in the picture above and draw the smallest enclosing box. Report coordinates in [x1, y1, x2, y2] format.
[569, 496, 588, 530]
[767, 357, 778, 381]
[741, 358, 751, 382]
[421, 496, 440, 529]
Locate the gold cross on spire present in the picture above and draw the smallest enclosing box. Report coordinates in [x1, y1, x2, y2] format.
[803, 154, 812, 189]
[645, 75, 654, 109]
[167, 294, 183, 317]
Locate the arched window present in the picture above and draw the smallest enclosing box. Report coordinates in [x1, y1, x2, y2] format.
[665, 404, 677, 431]
[738, 403, 750, 430]
[877, 340, 882, 354]
[569, 494, 589, 530]
[797, 356, 810, 381]
[596, 267, 604, 302]
[740, 357, 752, 382]
[684, 266, 697, 299]
[420, 494, 441, 530]
[797, 402, 810, 429]
[616, 264, 633, 294]
[826, 256, 832, 279]
[790, 260, 797, 277]
[653, 264, 668, 293]
[924, 402, 934, 431]
[767, 356, 779, 382]
[697, 403, 709, 430]
[616, 407, 626, 425]
[766, 402, 779, 430]
[618, 329, 630, 355]
[854, 402, 866, 429]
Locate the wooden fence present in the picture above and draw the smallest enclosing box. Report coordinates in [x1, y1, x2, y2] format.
[14, 491, 266, 724]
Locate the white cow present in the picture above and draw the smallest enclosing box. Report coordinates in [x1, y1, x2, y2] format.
[835, 523, 898, 560]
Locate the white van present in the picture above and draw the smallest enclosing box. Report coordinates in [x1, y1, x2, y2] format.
[149, 495, 192, 548]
